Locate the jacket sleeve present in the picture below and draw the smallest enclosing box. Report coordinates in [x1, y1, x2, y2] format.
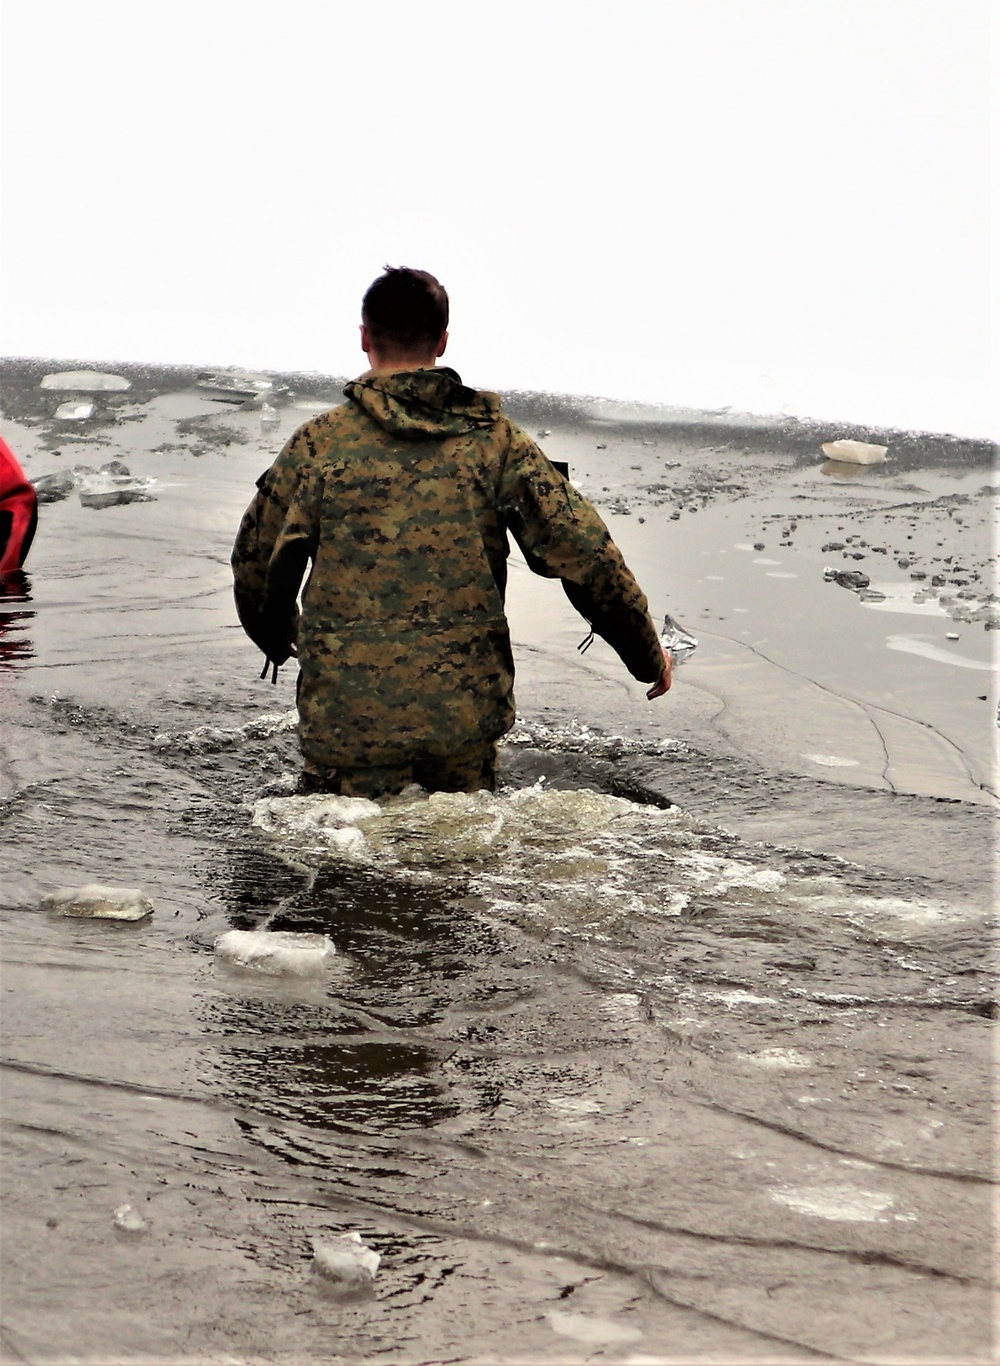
[497, 421, 665, 683]
[231, 433, 319, 666]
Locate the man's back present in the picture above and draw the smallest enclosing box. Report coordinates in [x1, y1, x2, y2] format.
[295, 369, 512, 636]
[232, 266, 669, 797]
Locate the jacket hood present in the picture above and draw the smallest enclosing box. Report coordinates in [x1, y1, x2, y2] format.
[344, 367, 502, 439]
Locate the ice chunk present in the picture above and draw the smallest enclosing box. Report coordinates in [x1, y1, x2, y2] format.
[820, 439, 888, 465]
[33, 470, 77, 503]
[40, 370, 130, 392]
[195, 370, 273, 402]
[823, 568, 870, 590]
[42, 885, 153, 920]
[659, 612, 699, 663]
[311, 1232, 380, 1287]
[260, 402, 280, 427]
[214, 929, 336, 977]
[113, 1204, 150, 1233]
[77, 472, 156, 509]
[54, 400, 94, 420]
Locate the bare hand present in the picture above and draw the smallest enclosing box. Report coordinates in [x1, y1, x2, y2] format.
[645, 647, 672, 699]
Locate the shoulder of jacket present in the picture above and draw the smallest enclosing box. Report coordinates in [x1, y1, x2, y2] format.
[498, 415, 536, 451]
[268, 404, 356, 470]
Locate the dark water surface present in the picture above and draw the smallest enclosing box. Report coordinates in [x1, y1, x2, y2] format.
[0, 364, 995, 1364]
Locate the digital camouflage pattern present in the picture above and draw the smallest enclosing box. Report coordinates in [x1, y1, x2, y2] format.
[232, 367, 665, 774]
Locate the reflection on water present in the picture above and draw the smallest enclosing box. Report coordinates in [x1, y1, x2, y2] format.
[0, 570, 34, 668]
[202, 860, 508, 1134]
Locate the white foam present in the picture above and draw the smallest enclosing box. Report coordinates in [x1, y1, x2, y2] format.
[702, 989, 777, 1008]
[214, 929, 335, 977]
[547, 1311, 643, 1345]
[152, 710, 297, 753]
[853, 895, 968, 926]
[503, 717, 683, 758]
[770, 1184, 895, 1221]
[251, 786, 796, 931]
[741, 1047, 813, 1070]
[546, 1096, 601, 1114]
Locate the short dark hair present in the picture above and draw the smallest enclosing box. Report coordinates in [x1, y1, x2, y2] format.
[362, 266, 449, 353]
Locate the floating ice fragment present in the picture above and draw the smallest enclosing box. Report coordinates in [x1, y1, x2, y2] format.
[311, 1232, 380, 1286]
[260, 402, 280, 427]
[195, 370, 273, 401]
[77, 472, 156, 509]
[41, 885, 153, 920]
[547, 1311, 643, 1345]
[113, 1204, 150, 1233]
[820, 439, 888, 465]
[33, 470, 77, 503]
[823, 567, 870, 590]
[659, 612, 699, 663]
[214, 929, 336, 977]
[40, 370, 130, 392]
[54, 400, 94, 420]
[802, 753, 861, 768]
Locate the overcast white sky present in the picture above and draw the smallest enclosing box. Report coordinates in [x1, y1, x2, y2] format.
[0, 0, 993, 436]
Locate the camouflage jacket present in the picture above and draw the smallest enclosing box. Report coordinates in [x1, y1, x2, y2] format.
[231, 367, 665, 771]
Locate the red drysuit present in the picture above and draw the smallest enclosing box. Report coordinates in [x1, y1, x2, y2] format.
[0, 436, 37, 574]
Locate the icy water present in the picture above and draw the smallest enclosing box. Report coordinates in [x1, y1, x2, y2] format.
[0, 363, 996, 1364]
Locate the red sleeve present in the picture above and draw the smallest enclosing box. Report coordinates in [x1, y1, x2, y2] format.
[0, 435, 38, 573]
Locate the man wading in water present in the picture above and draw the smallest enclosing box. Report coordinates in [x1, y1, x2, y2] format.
[232, 266, 671, 797]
